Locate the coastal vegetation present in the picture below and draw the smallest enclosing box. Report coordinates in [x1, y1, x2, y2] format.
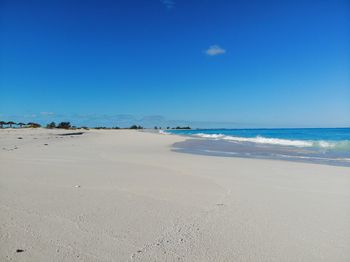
[0, 120, 190, 130]
[46, 122, 56, 129]
[57, 122, 72, 129]
[154, 126, 191, 130]
[129, 125, 143, 129]
[27, 122, 41, 128]
[0, 121, 42, 128]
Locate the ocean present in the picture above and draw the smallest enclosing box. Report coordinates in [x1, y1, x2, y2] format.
[162, 128, 350, 167]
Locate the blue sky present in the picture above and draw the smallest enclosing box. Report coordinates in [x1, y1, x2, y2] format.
[0, 0, 349, 128]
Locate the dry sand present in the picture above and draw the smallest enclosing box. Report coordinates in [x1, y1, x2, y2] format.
[0, 128, 349, 261]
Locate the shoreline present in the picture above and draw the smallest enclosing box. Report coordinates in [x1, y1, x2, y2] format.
[1, 128, 349, 261]
[160, 129, 350, 167]
[171, 138, 350, 167]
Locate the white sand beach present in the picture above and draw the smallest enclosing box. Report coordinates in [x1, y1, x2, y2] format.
[0, 128, 349, 261]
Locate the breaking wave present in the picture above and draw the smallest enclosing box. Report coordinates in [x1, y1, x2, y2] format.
[192, 133, 350, 150]
[159, 130, 169, 135]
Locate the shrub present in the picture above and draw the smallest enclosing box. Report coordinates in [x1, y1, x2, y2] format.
[46, 122, 56, 129]
[129, 125, 143, 129]
[57, 122, 71, 129]
[27, 122, 41, 128]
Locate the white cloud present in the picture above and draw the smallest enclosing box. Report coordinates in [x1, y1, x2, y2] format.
[160, 0, 175, 9]
[205, 45, 226, 56]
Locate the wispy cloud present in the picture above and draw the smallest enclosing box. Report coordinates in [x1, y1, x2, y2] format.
[160, 0, 175, 9]
[205, 45, 226, 56]
[40, 112, 55, 116]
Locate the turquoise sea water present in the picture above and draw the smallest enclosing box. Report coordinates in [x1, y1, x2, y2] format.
[163, 128, 350, 166]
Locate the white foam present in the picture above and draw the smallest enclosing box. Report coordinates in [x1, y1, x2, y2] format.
[168, 131, 350, 151]
[315, 141, 335, 148]
[313, 140, 350, 150]
[194, 133, 225, 139]
[159, 130, 169, 135]
[194, 133, 313, 147]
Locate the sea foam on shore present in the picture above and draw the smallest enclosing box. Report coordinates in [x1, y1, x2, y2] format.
[163, 128, 350, 166]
